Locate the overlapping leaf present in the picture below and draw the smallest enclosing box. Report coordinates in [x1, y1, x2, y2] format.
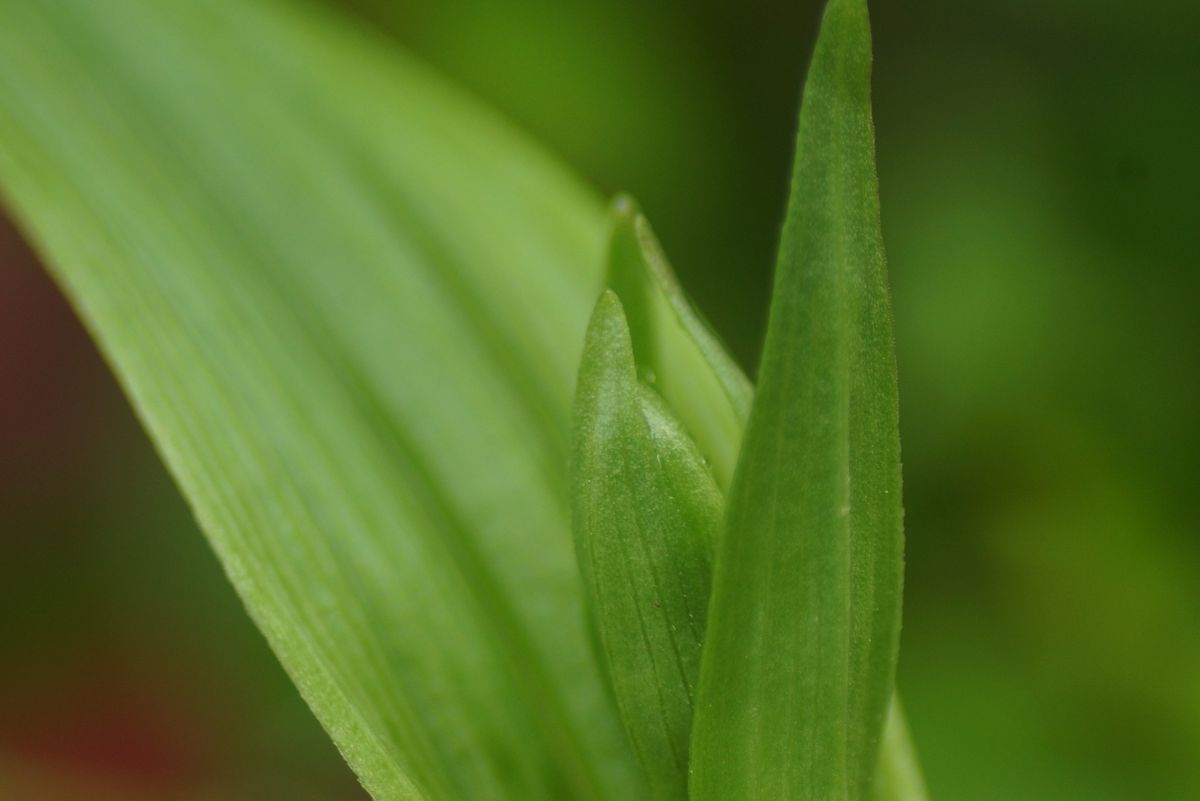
[578, 203, 924, 801]
[0, 0, 926, 800]
[571, 292, 722, 801]
[604, 198, 752, 489]
[873, 699, 930, 801]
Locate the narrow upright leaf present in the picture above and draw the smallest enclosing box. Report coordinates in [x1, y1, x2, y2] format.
[572, 292, 723, 801]
[605, 197, 752, 490]
[690, 1, 904, 800]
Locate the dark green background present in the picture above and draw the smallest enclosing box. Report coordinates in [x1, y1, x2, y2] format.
[2, 0, 1197, 798]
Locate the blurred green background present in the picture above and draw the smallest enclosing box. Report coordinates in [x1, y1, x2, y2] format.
[2, 0, 1197, 798]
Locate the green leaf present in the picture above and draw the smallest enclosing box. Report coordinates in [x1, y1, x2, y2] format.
[571, 291, 723, 801]
[594, 205, 924, 801]
[689, 1, 905, 800]
[603, 194, 924, 801]
[0, 2, 642, 800]
[872, 697, 930, 801]
[0, 0, 926, 798]
[604, 197, 753, 490]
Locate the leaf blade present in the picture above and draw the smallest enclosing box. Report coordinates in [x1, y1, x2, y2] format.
[0, 1, 640, 799]
[689, 1, 904, 799]
[571, 292, 723, 801]
[872, 697, 931, 801]
[604, 197, 753, 490]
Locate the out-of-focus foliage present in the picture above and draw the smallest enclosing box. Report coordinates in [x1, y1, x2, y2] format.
[0, 224, 366, 800]
[1, 0, 1197, 799]
[0, 1, 639, 799]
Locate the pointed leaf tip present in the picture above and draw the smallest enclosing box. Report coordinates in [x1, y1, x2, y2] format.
[690, 0, 904, 799]
[572, 291, 721, 801]
[602, 196, 751, 490]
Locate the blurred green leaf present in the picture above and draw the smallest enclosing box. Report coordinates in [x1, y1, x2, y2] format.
[689, 1, 904, 800]
[0, 1, 642, 800]
[873, 698, 930, 801]
[571, 291, 722, 801]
